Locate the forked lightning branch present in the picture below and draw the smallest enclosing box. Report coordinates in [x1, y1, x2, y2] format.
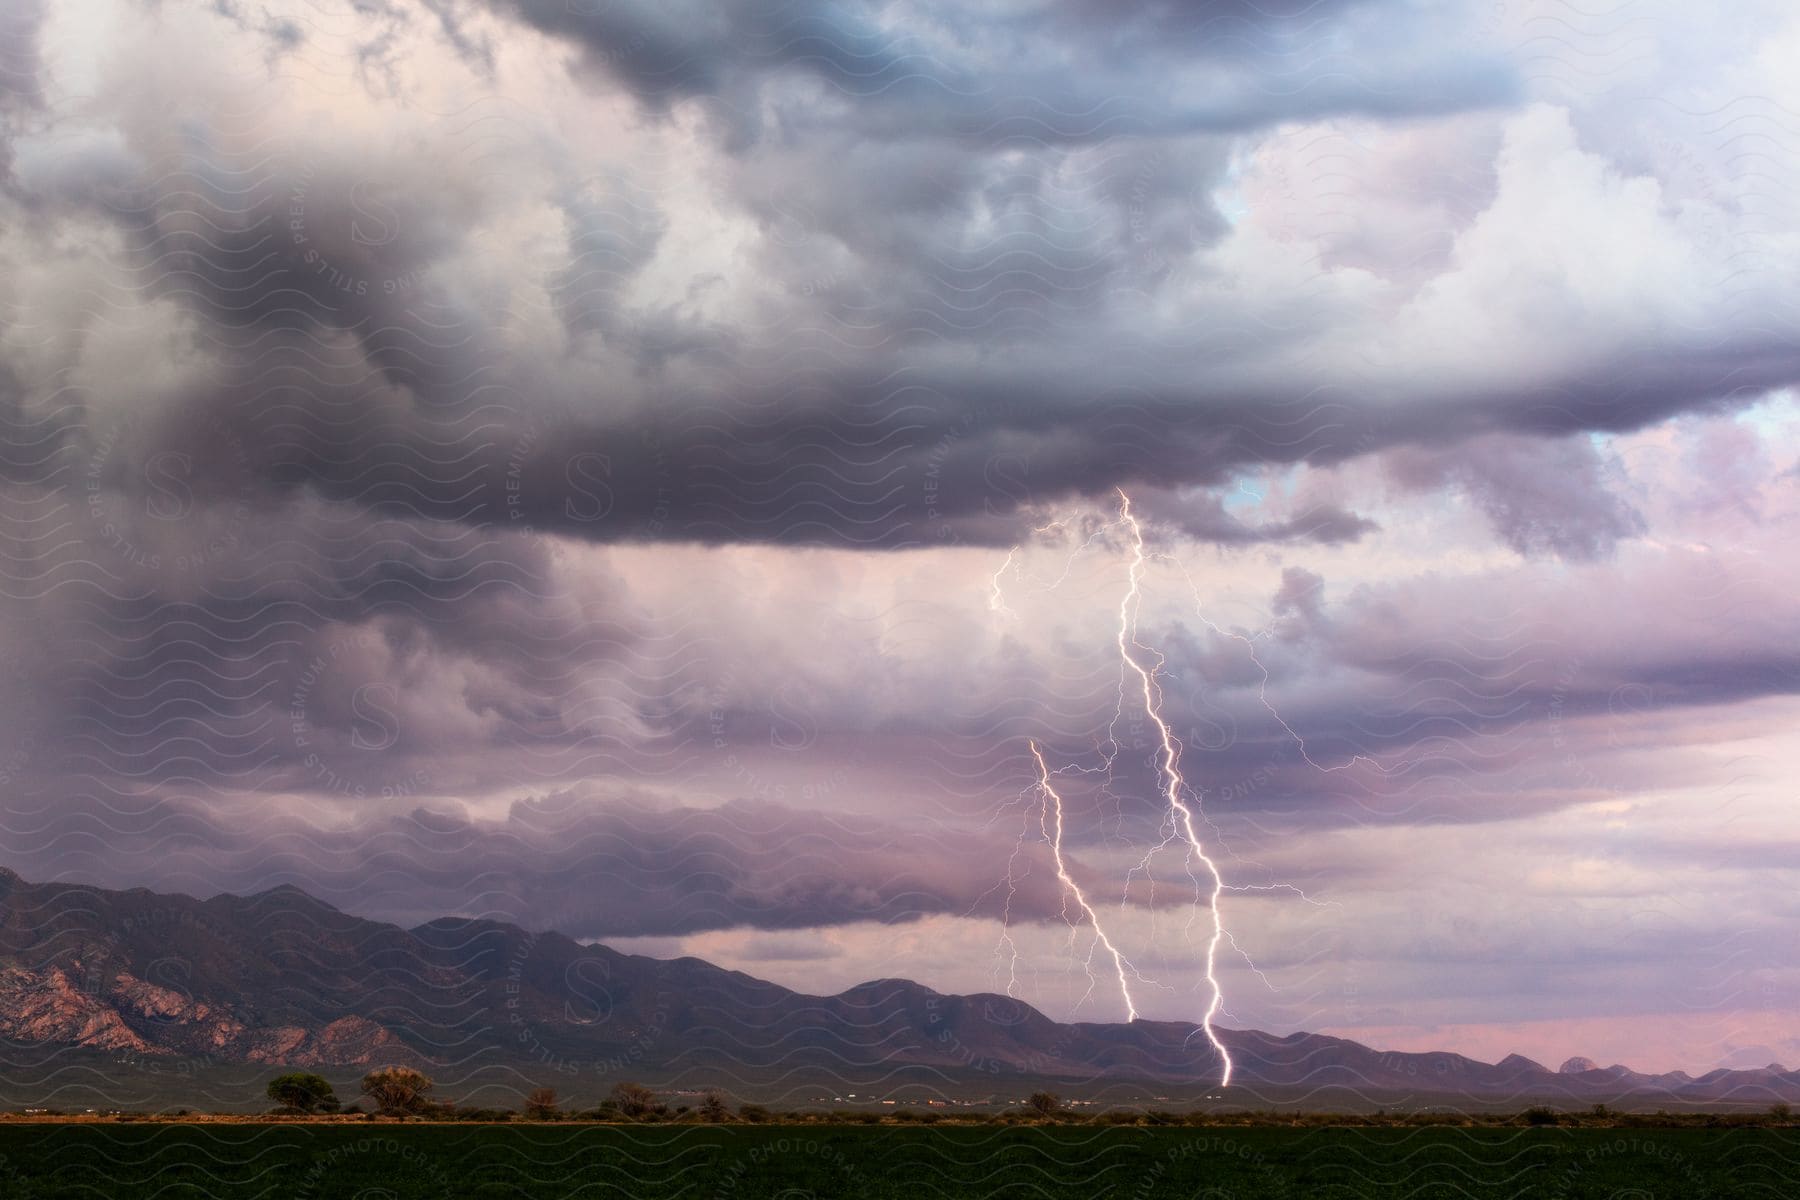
[989, 489, 1339, 1088]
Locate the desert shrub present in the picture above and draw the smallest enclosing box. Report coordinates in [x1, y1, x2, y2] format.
[360, 1067, 435, 1116]
[609, 1082, 657, 1119]
[266, 1072, 338, 1114]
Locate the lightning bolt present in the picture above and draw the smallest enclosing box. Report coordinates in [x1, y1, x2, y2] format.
[985, 490, 1241, 1086]
[1030, 740, 1141, 1019]
[1113, 489, 1234, 1085]
[985, 485, 1408, 1089]
[987, 547, 1018, 617]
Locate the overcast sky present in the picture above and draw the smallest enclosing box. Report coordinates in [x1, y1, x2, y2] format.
[1, 0, 1797, 1075]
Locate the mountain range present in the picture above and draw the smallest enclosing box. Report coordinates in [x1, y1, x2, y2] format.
[1, 867, 1793, 1109]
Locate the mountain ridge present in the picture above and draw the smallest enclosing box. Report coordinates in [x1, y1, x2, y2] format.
[1, 870, 1794, 1106]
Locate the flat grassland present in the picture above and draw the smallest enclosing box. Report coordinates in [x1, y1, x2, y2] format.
[1, 1124, 1795, 1198]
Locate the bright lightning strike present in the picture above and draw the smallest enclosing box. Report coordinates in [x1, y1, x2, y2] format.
[1112, 489, 1234, 1086]
[986, 487, 1404, 1089]
[1030, 740, 1141, 1020]
[987, 489, 1253, 1087]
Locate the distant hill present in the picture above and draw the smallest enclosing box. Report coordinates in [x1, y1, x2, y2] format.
[2, 867, 1794, 1107]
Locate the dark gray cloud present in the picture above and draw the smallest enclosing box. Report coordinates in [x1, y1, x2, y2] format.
[2, 0, 1798, 1053]
[1130, 487, 1378, 546]
[0, 4, 1780, 560]
[0, 787, 1090, 937]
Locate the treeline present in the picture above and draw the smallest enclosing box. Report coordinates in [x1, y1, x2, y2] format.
[1025, 1102, 1799, 1130]
[16, 1078, 1797, 1127]
[258, 1079, 1800, 1129]
[260, 1070, 772, 1123]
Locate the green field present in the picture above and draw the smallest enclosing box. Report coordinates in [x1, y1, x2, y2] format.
[0, 1124, 1795, 1198]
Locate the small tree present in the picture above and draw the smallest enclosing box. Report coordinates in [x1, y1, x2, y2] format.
[266, 1072, 338, 1114]
[610, 1081, 656, 1119]
[1027, 1091, 1060, 1118]
[360, 1066, 434, 1116]
[524, 1086, 560, 1120]
[698, 1091, 730, 1123]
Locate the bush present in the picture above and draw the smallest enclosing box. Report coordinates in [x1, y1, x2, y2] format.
[738, 1103, 772, 1124]
[265, 1072, 338, 1114]
[360, 1067, 435, 1116]
[524, 1087, 560, 1120]
[609, 1082, 657, 1119]
[1027, 1092, 1060, 1117]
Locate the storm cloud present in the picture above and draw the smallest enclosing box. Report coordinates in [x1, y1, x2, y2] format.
[1, 0, 1797, 1071]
